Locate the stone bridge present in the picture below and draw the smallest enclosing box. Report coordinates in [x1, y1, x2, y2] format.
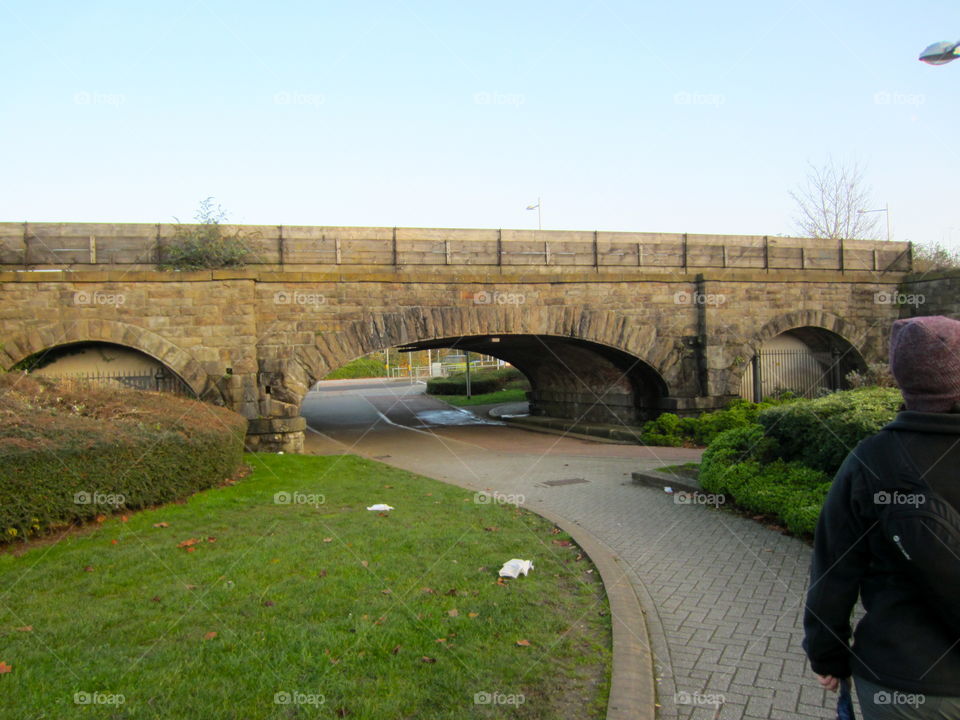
[0, 223, 916, 451]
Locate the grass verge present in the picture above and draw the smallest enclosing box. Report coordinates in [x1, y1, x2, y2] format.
[431, 388, 529, 407]
[0, 453, 610, 719]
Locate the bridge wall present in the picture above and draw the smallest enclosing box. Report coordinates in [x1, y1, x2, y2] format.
[0, 264, 907, 451]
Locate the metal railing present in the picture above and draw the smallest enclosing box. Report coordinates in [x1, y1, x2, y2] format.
[31, 369, 194, 396]
[742, 349, 845, 401]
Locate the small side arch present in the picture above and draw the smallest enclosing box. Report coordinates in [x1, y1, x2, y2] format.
[0, 320, 208, 396]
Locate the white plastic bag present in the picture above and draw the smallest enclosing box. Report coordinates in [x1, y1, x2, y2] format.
[498, 558, 534, 578]
[366, 504, 394, 512]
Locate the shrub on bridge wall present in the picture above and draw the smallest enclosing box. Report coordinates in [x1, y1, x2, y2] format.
[159, 198, 258, 270]
[757, 387, 902, 475]
[324, 355, 388, 380]
[0, 374, 247, 543]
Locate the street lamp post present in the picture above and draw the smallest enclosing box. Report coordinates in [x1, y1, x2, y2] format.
[919, 40, 960, 65]
[858, 204, 891, 242]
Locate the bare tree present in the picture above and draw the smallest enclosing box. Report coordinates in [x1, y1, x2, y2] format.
[789, 159, 882, 240]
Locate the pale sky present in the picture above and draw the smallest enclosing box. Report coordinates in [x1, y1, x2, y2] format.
[1, 1, 958, 249]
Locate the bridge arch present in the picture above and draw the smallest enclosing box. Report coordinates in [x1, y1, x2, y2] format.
[728, 310, 869, 398]
[258, 305, 682, 427]
[0, 320, 209, 397]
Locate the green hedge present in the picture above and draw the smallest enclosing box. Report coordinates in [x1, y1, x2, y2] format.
[699, 424, 832, 535]
[0, 375, 247, 542]
[758, 387, 902, 474]
[426, 367, 527, 396]
[640, 395, 799, 447]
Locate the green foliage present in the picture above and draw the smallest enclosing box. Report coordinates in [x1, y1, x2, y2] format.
[758, 386, 902, 474]
[0, 374, 247, 541]
[160, 197, 257, 270]
[699, 425, 831, 535]
[425, 366, 527, 396]
[640, 396, 799, 447]
[324, 355, 387, 380]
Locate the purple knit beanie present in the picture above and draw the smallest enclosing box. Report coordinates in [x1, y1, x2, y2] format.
[889, 315, 960, 412]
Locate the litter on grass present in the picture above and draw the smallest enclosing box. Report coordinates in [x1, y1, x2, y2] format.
[663, 487, 673, 494]
[367, 504, 394, 512]
[498, 559, 534, 578]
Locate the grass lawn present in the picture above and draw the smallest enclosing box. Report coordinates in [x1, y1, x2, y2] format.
[0, 454, 610, 719]
[431, 388, 529, 407]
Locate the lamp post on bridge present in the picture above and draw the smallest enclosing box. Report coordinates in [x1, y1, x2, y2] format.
[858, 204, 891, 242]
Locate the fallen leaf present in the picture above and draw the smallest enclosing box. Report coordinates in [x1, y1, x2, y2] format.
[120, 515, 129, 523]
[496, 577, 507, 586]
[360, 560, 368, 568]
[447, 608, 459, 617]
[384, 485, 394, 489]
[319, 569, 328, 578]
[203, 631, 217, 640]
[516, 639, 531, 647]
[575, 553, 584, 562]
[421, 587, 435, 594]
[435, 638, 446, 643]
[467, 612, 479, 618]
[84, 565, 94, 573]
[551, 527, 561, 535]
[153, 522, 169, 528]
[381, 589, 392, 595]
[185, 584, 198, 590]
[329, 657, 340, 665]
[483, 526, 499, 532]
[150, 596, 161, 603]
[552, 539, 572, 547]
[207, 537, 217, 543]
[177, 538, 199, 548]
[186, 547, 196, 553]
[335, 708, 350, 717]
[444, 589, 458, 597]
[110, 539, 118, 545]
[15, 626, 32, 632]
[263, 600, 275, 607]
[323, 537, 333, 543]
[0, 662, 11, 674]
[391, 645, 401, 655]
[420, 656, 436, 663]
[95, 515, 106, 524]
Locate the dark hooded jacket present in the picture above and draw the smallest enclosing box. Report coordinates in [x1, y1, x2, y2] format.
[803, 410, 960, 696]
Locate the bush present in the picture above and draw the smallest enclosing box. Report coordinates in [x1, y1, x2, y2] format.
[640, 395, 799, 447]
[0, 374, 247, 542]
[699, 425, 831, 535]
[426, 367, 527, 397]
[160, 198, 258, 270]
[758, 387, 902, 474]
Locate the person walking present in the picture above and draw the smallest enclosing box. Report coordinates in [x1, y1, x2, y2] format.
[803, 315, 960, 719]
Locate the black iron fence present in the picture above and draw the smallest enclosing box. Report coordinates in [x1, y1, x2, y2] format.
[742, 349, 845, 402]
[33, 368, 194, 397]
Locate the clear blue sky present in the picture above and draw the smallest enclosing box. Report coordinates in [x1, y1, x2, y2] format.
[1, 1, 957, 248]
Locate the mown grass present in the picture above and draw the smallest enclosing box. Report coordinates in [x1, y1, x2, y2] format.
[0, 454, 610, 719]
[432, 388, 529, 407]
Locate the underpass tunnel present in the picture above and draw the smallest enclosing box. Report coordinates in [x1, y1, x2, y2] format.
[397, 334, 668, 426]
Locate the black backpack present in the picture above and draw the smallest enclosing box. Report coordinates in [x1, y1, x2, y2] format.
[872, 431, 960, 636]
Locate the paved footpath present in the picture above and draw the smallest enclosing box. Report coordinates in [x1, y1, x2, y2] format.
[304, 421, 841, 720]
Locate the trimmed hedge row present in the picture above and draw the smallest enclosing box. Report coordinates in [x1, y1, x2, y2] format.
[640, 396, 798, 447]
[426, 367, 527, 396]
[698, 424, 831, 535]
[0, 374, 247, 542]
[697, 388, 903, 535]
